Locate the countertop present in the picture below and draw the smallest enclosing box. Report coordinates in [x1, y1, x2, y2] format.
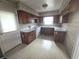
[41, 26, 66, 32]
[20, 25, 67, 33]
[20, 28, 36, 32]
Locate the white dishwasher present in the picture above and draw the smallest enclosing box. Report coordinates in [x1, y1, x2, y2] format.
[36, 27, 41, 38]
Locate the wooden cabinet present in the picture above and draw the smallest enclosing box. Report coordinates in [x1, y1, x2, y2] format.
[17, 10, 43, 24]
[62, 13, 70, 23]
[38, 17, 43, 23]
[20, 30, 36, 44]
[17, 10, 31, 24]
[54, 31, 66, 43]
[34, 19, 38, 23]
[41, 27, 54, 36]
[34, 17, 43, 23]
[61, 0, 79, 22]
[69, 0, 79, 12]
[54, 15, 60, 23]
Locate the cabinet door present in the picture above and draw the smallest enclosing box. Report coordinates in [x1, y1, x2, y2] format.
[54, 31, 66, 42]
[62, 13, 70, 23]
[41, 28, 54, 36]
[47, 28, 54, 35]
[54, 32, 59, 41]
[17, 10, 30, 24]
[28, 31, 36, 44]
[54, 15, 60, 23]
[17, 11, 23, 24]
[28, 35, 33, 44]
[20, 32, 28, 44]
[21, 12, 28, 24]
[20, 31, 36, 44]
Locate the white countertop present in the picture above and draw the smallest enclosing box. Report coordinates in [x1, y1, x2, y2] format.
[54, 27, 66, 32]
[20, 25, 67, 33]
[41, 26, 54, 28]
[41, 26, 67, 32]
[20, 28, 36, 32]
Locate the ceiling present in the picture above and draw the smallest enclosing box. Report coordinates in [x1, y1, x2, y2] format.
[9, 0, 70, 13]
[20, 0, 64, 13]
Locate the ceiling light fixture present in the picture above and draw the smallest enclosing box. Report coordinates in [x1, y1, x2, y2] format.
[42, 3, 48, 8]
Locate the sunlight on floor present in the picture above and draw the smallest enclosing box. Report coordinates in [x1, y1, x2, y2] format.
[43, 40, 53, 49]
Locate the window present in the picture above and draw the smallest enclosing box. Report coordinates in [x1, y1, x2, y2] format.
[43, 17, 54, 25]
[0, 11, 17, 33]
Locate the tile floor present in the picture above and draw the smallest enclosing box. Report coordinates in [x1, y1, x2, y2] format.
[5, 35, 69, 59]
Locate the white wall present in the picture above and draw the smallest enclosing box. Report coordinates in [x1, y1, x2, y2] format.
[64, 11, 79, 58]
[72, 35, 79, 59]
[0, 0, 21, 54]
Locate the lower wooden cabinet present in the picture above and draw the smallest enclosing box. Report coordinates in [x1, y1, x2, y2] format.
[20, 30, 36, 44]
[41, 27, 54, 36]
[54, 31, 66, 43]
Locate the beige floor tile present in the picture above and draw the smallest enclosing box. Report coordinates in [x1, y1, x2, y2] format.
[5, 35, 69, 59]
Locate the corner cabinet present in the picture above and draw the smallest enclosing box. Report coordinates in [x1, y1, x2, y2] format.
[20, 30, 36, 44]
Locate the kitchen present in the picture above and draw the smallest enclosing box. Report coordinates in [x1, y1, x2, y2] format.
[17, 9, 68, 44]
[0, 0, 79, 59]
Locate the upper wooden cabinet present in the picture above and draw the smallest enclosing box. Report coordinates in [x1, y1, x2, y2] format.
[60, 0, 79, 23]
[69, 0, 79, 12]
[62, 13, 70, 23]
[53, 14, 70, 23]
[17, 10, 31, 24]
[61, 0, 79, 15]
[31, 16, 43, 23]
[53, 15, 60, 23]
[37, 17, 43, 23]
[17, 10, 42, 24]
